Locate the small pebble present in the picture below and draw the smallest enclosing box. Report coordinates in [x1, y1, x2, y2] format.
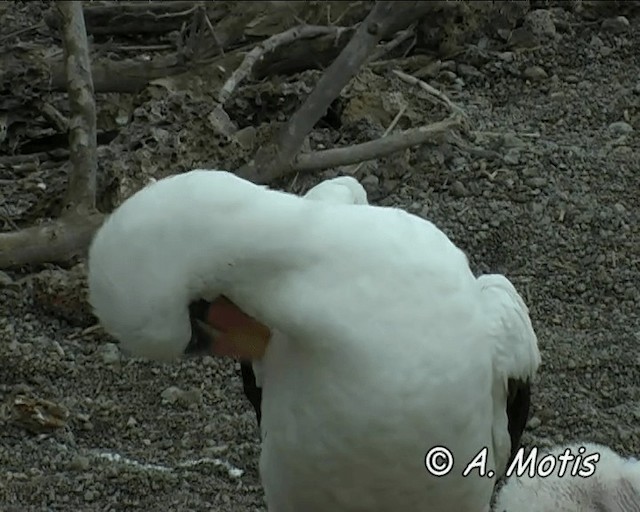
[450, 181, 469, 198]
[523, 66, 548, 81]
[361, 175, 379, 187]
[527, 416, 542, 430]
[161, 386, 183, 405]
[608, 121, 633, 136]
[100, 343, 121, 365]
[69, 455, 90, 471]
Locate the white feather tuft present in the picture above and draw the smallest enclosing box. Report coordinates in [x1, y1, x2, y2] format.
[303, 176, 368, 205]
[494, 442, 640, 512]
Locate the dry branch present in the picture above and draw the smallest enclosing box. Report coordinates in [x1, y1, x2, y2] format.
[218, 25, 347, 104]
[49, 53, 191, 94]
[0, 150, 69, 168]
[237, 1, 394, 183]
[40, 102, 69, 133]
[237, 1, 435, 184]
[293, 116, 461, 174]
[369, 23, 416, 62]
[0, 213, 104, 268]
[39, 30, 353, 94]
[351, 104, 407, 176]
[44, 1, 219, 36]
[57, 1, 97, 213]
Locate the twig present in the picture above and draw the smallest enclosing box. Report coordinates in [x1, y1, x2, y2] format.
[218, 25, 343, 104]
[448, 132, 503, 161]
[352, 104, 407, 175]
[292, 116, 461, 174]
[0, 22, 45, 43]
[117, 44, 174, 52]
[199, 5, 224, 56]
[473, 130, 541, 139]
[68, 324, 103, 340]
[368, 24, 416, 63]
[40, 102, 69, 133]
[0, 150, 69, 168]
[392, 69, 466, 117]
[56, 1, 97, 214]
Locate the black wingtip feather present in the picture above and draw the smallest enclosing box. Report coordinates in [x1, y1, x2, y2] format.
[506, 378, 532, 467]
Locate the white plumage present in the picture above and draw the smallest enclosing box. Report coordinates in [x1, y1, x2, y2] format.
[302, 175, 368, 205]
[494, 443, 640, 512]
[88, 169, 540, 512]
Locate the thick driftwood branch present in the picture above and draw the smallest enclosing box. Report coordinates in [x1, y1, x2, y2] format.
[237, 1, 435, 184]
[293, 117, 461, 174]
[253, 27, 355, 79]
[0, 213, 105, 268]
[219, 25, 347, 104]
[49, 54, 190, 94]
[44, 2, 221, 36]
[369, 23, 416, 62]
[42, 30, 350, 94]
[56, 1, 97, 213]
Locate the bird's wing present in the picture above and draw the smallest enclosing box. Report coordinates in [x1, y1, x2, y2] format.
[478, 274, 540, 477]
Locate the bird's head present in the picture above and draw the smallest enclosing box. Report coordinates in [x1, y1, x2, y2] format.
[87, 170, 272, 363]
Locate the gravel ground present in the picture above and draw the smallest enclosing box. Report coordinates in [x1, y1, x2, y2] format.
[1, 4, 639, 511]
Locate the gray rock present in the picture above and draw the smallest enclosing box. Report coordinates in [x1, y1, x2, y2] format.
[457, 63, 484, 79]
[504, 149, 521, 165]
[161, 386, 183, 405]
[523, 66, 548, 81]
[608, 121, 633, 136]
[0, 270, 14, 287]
[160, 386, 202, 407]
[502, 133, 526, 148]
[69, 455, 91, 471]
[437, 70, 458, 83]
[524, 9, 556, 39]
[100, 343, 121, 365]
[497, 52, 515, 63]
[601, 16, 630, 34]
[450, 181, 469, 198]
[361, 174, 380, 187]
[527, 416, 542, 430]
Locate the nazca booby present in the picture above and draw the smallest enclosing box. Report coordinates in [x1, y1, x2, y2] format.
[88, 169, 540, 512]
[188, 175, 369, 425]
[493, 442, 640, 512]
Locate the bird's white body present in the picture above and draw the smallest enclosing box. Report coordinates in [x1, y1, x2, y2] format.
[88, 170, 540, 512]
[494, 443, 640, 512]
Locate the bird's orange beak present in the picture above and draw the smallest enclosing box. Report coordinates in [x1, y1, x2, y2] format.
[201, 296, 271, 360]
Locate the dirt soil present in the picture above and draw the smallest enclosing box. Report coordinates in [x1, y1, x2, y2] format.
[1, 2, 639, 512]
